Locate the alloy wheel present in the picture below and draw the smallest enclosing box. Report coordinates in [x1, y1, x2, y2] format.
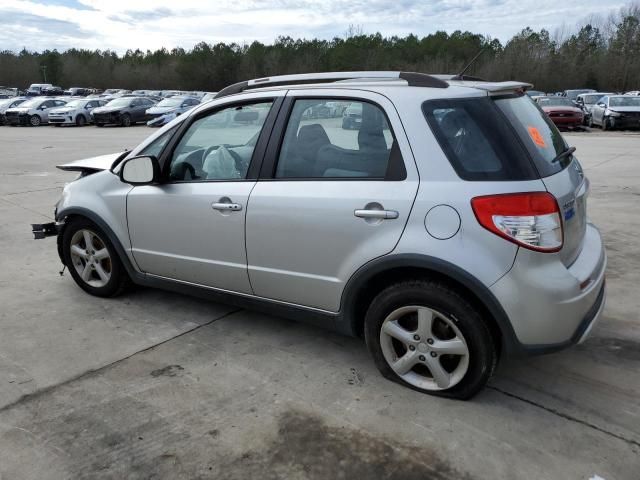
[69, 229, 112, 288]
[379, 305, 470, 391]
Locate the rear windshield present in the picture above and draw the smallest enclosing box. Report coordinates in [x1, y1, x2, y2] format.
[423, 94, 568, 180]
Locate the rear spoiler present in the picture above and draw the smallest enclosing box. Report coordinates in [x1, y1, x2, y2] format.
[447, 80, 533, 95]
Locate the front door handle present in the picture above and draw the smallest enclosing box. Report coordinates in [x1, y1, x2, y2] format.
[212, 202, 242, 212]
[354, 209, 399, 220]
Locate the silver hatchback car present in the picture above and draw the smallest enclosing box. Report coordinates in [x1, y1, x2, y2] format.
[33, 72, 606, 399]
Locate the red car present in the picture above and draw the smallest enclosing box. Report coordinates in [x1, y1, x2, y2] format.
[535, 96, 584, 129]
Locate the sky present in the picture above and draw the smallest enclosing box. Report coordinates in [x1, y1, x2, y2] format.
[0, 0, 629, 54]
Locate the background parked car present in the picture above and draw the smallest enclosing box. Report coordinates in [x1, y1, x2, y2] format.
[91, 96, 157, 127]
[4, 97, 67, 126]
[25, 83, 53, 96]
[342, 102, 363, 129]
[200, 92, 218, 103]
[575, 92, 613, 124]
[41, 86, 65, 96]
[63, 87, 91, 96]
[49, 98, 108, 126]
[589, 95, 640, 130]
[145, 96, 200, 123]
[0, 97, 27, 125]
[535, 96, 584, 129]
[562, 89, 596, 104]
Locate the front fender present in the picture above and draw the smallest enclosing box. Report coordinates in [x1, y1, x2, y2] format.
[56, 171, 138, 277]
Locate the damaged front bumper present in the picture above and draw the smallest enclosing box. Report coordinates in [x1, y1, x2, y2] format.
[31, 221, 62, 239]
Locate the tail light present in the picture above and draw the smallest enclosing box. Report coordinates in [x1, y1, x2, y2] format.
[471, 192, 563, 252]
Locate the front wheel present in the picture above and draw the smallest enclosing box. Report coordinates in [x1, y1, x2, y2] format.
[364, 280, 496, 399]
[602, 116, 609, 131]
[76, 114, 87, 126]
[120, 114, 132, 127]
[29, 114, 41, 127]
[62, 218, 130, 297]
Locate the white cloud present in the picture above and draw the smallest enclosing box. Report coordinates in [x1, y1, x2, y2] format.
[0, 0, 628, 53]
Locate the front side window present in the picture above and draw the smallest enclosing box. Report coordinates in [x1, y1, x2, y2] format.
[140, 125, 179, 158]
[168, 101, 273, 181]
[275, 99, 398, 179]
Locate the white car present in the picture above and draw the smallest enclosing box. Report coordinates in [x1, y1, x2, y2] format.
[49, 98, 108, 126]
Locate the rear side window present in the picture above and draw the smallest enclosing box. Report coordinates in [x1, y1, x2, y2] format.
[494, 95, 569, 176]
[423, 98, 538, 181]
[275, 98, 404, 179]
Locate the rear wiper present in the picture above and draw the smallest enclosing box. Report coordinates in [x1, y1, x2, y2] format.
[551, 146, 576, 164]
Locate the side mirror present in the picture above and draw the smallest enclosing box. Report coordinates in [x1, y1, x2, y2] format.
[597, 102, 605, 107]
[119, 155, 159, 185]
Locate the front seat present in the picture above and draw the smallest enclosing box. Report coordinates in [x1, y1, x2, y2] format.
[293, 124, 331, 177]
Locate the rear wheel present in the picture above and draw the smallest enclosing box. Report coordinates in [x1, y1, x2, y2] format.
[29, 114, 41, 127]
[120, 114, 132, 127]
[364, 280, 496, 399]
[62, 218, 130, 297]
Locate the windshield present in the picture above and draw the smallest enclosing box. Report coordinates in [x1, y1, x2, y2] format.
[582, 94, 606, 104]
[19, 99, 41, 108]
[537, 97, 575, 107]
[496, 94, 569, 177]
[609, 97, 640, 107]
[157, 98, 182, 107]
[105, 98, 131, 107]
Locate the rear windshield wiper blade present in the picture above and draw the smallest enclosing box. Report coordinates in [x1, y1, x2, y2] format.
[551, 146, 576, 164]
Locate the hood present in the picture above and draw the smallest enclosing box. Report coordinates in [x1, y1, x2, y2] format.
[608, 106, 640, 113]
[542, 106, 582, 114]
[6, 107, 30, 113]
[147, 106, 177, 115]
[57, 151, 128, 173]
[92, 106, 125, 114]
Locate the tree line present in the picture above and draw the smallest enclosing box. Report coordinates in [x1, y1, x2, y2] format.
[1, 4, 638, 93]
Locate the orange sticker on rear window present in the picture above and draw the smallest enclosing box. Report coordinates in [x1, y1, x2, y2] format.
[527, 126, 546, 147]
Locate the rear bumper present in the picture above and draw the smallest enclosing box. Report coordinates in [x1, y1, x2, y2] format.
[491, 222, 606, 354]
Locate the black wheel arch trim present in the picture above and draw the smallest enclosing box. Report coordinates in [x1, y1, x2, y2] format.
[337, 253, 523, 356]
[56, 207, 142, 281]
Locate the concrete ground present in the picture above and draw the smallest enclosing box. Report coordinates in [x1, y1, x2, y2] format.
[0, 124, 638, 479]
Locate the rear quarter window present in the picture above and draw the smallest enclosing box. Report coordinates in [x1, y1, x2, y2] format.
[423, 97, 539, 181]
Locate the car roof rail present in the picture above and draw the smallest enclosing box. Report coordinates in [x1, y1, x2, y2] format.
[214, 71, 449, 98]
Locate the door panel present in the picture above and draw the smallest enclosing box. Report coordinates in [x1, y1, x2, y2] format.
[246, 90, 419, 311]
[126, 98, 277, 293]
[127, 182, 255, 293]
[246, 181, 417, 310]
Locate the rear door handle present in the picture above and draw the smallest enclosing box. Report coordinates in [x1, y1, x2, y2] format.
[354, 209, 399, 220]
[212, 202, 242, 211]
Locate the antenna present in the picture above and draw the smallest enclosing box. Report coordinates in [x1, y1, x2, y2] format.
[452, 49, 485, 80]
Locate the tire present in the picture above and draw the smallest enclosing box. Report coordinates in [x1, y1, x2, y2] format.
[76, 114, 87, 126]
[588, 115, 594, 128]
[95, 123, 104, 127]
[602, 116, 609, 131]
[29, 114, 41, 127]
[120, 114, 132, 127]
[364, 280, 496, 400]
[62, 218, 130, 297]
